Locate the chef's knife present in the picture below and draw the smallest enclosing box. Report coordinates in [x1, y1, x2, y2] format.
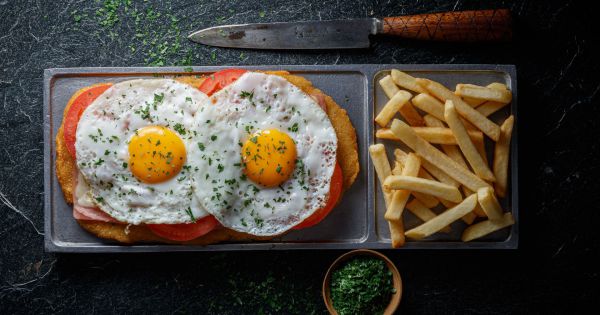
[188, 9, 512, 49]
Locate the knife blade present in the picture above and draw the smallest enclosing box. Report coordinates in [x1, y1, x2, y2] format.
[188, 9, 512, 50]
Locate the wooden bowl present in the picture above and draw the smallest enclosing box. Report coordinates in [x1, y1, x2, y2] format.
[322, 249, 402, 315]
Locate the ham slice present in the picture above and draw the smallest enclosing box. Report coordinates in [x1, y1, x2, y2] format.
[72, 170, 119, 223]
[73, 204, 119, 222]
[310, 92, 327, 111]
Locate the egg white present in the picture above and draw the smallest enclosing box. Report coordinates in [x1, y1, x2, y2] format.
[189, 72, 338, 236]
[75, 79, 209, 224]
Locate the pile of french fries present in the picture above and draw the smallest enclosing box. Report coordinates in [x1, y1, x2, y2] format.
[371, 70, 515, 248]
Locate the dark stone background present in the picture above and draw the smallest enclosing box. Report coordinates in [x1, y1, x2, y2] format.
[1, 0, 598, 313]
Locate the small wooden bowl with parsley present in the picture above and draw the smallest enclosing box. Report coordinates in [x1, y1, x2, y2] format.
[323, 249, 402, 315]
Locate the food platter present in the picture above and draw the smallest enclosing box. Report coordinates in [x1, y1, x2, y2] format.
[43, 64, 517, 252]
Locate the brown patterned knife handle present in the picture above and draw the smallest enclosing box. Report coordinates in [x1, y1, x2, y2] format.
[382, 9, 512, 42]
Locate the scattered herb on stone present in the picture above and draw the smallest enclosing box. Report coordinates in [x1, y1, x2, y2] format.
[91, 0, 193, 66]
[330, 257, 395, 315]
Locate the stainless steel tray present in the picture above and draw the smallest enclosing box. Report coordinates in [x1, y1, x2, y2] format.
[43, 64, 518, 252]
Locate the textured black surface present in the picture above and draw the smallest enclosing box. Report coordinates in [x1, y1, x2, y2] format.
[1, 0, 598, 313]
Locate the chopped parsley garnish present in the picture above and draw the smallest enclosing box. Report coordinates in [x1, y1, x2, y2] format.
[288, 123, 299, 132]
[217, 164, 224, 173]
[275, 165, 282, 174]
[153, 93, 164, 110]
[185, 207, 195, 221]
[122, 162, 128, 169]
[197, 142, 205, 151]
[211, 135, 217, 141]
[173, 123, 186, 135]
[330, 257, 396, 315]
[240, 90, 254, 100]
[137, 104, 152, 121]
[94, 158, 105, 166]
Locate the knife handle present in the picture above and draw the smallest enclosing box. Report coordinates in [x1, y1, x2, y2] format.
[382, 9, 512, 42]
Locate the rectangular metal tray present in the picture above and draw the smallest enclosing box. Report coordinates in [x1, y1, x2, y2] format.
[43, 64, 518, 252]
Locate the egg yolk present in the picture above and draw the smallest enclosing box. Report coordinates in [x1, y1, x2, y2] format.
[128, 126, 186, 184]
[241, 129, 297, 187]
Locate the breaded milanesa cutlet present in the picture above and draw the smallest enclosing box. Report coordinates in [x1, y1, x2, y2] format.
[55, 71, 359, 244]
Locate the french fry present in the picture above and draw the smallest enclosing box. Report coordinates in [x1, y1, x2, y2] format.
[420, 159, 459, 188]
[388, 220, 405, 248]
[384, 175, 463, 203]
[432, 185, 476, 225]
[405, 194, 477, 240]
[416, 78, 500, 141]
[460, 83, 508, 107]
[477, 101, 509, 117]
[461, 211, 477, 225]
[413, 169, 441, 208]
[477, 187, 504, 221]
[462, 212, 515, 242]
[384, 153, 421, 221]
[379, 75, 425, 126]
[493, 115, 515, 197]
[487, 82, 508, 90]
[474, 206, 487, 217]
[473, 132, 489, 166]
[420, 168, 473, 222]
[379, 75, 401, 98]
[456, 83, 512, 104]
[444, 101, 495, 182]
[389, 119, 490, 191]
[393, 148, 408, 163]
[464, 187, 487, 217]
[391, 69, 428, 93]
[413, 192, 440, 208]
[392, 150, 438, 208]
[423, 115, 469, 169]
[422, 114, 444, 127]
[376, 127, 484, 145]
[398, 100, 426, 127]
[406, 199, 451, 233]
[369, 144, 392, 203]
[462, 96, 485, 107]
[391, 161, 403, 175]
[412, 93, 446, 121]
[375, 90, 412, 127]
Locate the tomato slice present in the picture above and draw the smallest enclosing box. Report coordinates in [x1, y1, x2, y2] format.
[147, 215, 220, 241]
[63, 83, 113, 158]
[293, 163, 343, 230]
[198, 69, 247, 96]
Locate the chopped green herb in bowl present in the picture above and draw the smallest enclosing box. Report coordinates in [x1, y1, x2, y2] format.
[323, 250, 401, 315]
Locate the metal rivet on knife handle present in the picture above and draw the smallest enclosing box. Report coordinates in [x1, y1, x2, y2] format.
[381, 9, 512, 42]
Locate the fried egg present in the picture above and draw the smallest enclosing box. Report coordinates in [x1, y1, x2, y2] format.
[189, 72, 337, 236]
[75, 79, 209, 224]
